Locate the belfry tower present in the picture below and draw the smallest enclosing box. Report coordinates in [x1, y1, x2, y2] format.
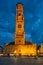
[15, 3, 25, 45]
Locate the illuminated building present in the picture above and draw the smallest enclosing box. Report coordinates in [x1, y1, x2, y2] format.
[3, 3, 37, 57]
[38, 44, 43, 56]
[15, 3, 25, 45]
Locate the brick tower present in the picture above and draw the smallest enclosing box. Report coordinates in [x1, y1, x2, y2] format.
[15, 3, 25, 45]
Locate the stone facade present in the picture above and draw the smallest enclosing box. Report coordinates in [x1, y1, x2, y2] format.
[3, 3, 37, 57]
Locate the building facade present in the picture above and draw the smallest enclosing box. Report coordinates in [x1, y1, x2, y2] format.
[38, 44, 43, 56]
[3, 3, 37, 57]
[0, 46, 3, 54]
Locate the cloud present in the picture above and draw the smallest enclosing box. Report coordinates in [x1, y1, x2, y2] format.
[0, 0, 43, 46]
[25, 33, 32, 41]
[0, 32, 14, 46]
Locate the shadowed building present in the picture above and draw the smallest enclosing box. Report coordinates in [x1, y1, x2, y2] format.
[0, 46, 3, 54]
[3, 3, 37, 57]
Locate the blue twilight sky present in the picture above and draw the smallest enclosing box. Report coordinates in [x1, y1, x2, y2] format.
[0, 0, 43, 46]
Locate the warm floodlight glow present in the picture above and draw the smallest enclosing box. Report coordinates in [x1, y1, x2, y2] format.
[14, 50, 16, 53]
[38, 50, 39, 54]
